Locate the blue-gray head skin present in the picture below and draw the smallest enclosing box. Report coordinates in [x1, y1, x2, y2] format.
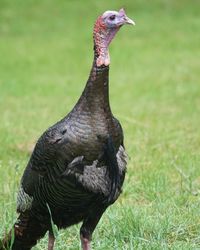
[93, 8, 135, 66]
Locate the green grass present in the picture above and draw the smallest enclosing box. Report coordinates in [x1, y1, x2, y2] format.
[0, 0, 200, 249]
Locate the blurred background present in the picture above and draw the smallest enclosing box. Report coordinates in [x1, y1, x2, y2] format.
[0, 0, 200, 249]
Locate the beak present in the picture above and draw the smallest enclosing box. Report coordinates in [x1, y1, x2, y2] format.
[124, 16, 135, 25]
[118, 8, 135, 26]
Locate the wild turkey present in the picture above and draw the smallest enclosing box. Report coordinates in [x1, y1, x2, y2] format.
[1, 8, 134, 250]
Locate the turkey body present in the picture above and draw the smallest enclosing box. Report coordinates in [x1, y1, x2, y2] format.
[21, 106, 124, 224]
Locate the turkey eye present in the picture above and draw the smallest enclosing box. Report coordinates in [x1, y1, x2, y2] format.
[109, 15, 116, 21]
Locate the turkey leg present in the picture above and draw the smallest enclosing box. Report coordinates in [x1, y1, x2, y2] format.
[80, 207, 106, 250]
[48, 231, 55, 250]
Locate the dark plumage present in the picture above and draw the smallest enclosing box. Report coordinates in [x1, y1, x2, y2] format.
[0, 8, 134, 250]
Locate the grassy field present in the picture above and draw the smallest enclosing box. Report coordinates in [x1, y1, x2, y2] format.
[0, 0, 200, 249]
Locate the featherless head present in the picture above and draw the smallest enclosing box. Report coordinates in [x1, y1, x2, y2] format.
[94, 8, 135, 67]
[100, 8, 135, 28]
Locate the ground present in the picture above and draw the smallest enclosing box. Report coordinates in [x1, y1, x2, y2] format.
[0, 0, 200, 249]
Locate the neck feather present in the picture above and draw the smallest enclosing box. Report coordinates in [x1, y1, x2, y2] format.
[74, 53, 111, 116]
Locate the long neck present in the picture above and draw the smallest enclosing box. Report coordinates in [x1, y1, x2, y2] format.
[73, 20, 119, 116]
[75, 46, 111, 115]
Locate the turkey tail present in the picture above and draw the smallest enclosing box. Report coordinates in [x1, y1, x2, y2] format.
[104, 136, 120, 205]
[0, 213, 48, 250]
